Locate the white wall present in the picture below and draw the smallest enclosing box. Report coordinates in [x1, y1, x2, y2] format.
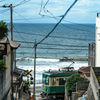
[95, 17, 100, 67]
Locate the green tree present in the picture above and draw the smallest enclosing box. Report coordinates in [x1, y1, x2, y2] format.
[0, 21, 8, 72]
[0, 21, 8, 40]
[65, 74, 85, 96]
[0, 60, 6, 72]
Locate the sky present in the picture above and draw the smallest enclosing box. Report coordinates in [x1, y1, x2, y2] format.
[0, 0, 100, 24]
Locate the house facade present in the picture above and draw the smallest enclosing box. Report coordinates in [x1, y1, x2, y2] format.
[0, 37, 20, 100]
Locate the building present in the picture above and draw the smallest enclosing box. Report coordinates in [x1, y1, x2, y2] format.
[0, 37, 20, 100]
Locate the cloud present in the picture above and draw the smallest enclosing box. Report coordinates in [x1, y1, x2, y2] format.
[0, 0, 100, 23]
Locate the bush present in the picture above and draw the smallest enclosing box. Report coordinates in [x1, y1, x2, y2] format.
[0, 21, 8, 40]
[0, 60, 7, 72]
[65, 74, 85, 96]
[25, 81, 30, 90]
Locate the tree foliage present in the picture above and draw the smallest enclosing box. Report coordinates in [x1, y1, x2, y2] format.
[0, 60, 7, 72]
[65, 74, 85, 96]
[0, 21, 8, 72]
[0, 21, 8, 40]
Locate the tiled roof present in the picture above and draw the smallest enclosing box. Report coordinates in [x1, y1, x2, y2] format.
[0, 37, 20, 49]
[78, 66, 91, 73]
[9, 40, 20, 49]
[78, 66, 90, 81]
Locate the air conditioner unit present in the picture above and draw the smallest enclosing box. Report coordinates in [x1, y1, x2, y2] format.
[3, 55, 7, 64]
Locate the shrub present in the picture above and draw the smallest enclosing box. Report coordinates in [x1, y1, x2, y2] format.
[25, 81, 30, 90]
[0, 21, 8, 40]
[65, 74, 85, 96]
[0, 60, 7, 72]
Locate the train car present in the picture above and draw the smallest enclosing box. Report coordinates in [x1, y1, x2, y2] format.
[40, 68, 77, 99]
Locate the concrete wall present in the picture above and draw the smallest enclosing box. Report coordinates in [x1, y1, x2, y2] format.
[90, 67, 100, 100]
[72, 82, 89, 100]
[0, 43, 11, 100]
[76, 81, 89, 91]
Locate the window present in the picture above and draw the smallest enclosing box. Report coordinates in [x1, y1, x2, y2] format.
[52, 78, 56, 85]
[42, 74, 49, 85]
[45, 76, 49, 85]
[59, 78, 66, 85]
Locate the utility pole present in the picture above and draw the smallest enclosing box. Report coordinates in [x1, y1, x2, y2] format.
[33, 39, 37, 100]
[10, 4, 13, 41]
[2, 4, 14, 100]
[2, 4, 14, 40]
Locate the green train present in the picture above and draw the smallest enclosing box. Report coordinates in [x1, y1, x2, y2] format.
[40, 68, 76, 99]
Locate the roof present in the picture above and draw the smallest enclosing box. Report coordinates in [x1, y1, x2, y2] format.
[78, 66, 91, 73]
[78, 66, 90, 81]
[14, 68, 25, 75]
[0, 37, 20, 49]
[43, 71, 76, 77]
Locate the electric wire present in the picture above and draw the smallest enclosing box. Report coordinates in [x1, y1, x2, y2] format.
[15, 0, 31, 7]
[37, 0, 78, 45]
[43, 0, 49, 12]
[13, 10, 47, 34]
[36, 51, 61, 67]
[39, 9, 94, 33]
[0, 8, 9, 14]
[39, 0, 43, 14]
[19, 46, 88, 51]
[14, 40, 88, 47]
[13, 31, 94, 41]
[13, 26, 32, 47]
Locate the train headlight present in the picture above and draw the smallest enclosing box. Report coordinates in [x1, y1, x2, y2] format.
[46, 89, 49, 92]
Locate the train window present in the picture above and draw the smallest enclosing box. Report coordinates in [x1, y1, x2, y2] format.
[52, 78, 56, 85]
[42, 74, 45, 84]
[45, 76, 49, 85]
[59, 78, 66, 85]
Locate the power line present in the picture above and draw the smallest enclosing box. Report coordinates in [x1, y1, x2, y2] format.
[15, 0, 31, 7]
[19, 47, 88, 50]
[39, 0, 43, 14]
[36, 0, 78, 45]
[43, 0, 49, 12]
[13, 10, 47, 33]
[13, 26, 32, 47]
[0, 8, 10, 14]
[39, 9, 94, 33]
[14, 40, 88, 47]
[13, 31, 94, 41]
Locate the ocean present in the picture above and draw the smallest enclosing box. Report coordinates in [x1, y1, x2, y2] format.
[7, 23, 95, 83]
